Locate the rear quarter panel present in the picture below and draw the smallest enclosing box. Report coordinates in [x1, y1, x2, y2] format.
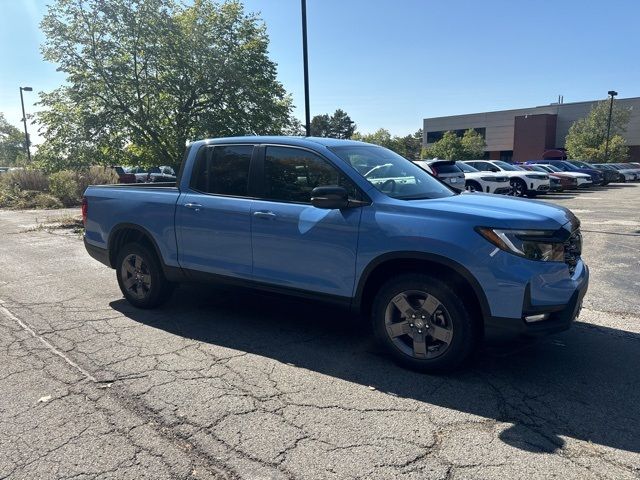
[84, 186, 181, 267]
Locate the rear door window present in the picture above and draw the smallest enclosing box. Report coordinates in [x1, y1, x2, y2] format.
[190, 145, 253, 196]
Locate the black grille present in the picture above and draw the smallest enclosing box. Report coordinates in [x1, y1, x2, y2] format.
[564, 230, 582, 274]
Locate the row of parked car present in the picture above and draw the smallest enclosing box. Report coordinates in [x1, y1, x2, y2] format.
[111, 165, 177, 184]
[414, 159, 640, 197]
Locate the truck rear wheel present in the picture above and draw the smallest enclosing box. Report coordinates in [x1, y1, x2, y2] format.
[372, 274, 477, 373]
[116, 243, 173, 309]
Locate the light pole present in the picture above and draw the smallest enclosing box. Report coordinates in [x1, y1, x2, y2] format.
[604, 90, 618, 163]
[301, 0, 311, 136]
[19, 86, 33, 163]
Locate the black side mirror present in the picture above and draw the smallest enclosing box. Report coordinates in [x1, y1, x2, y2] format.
[311, 186, 349, 209]
[490, 167, 500, 172]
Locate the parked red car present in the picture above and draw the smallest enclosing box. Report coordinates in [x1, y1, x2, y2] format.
[517, 164, 578, 190]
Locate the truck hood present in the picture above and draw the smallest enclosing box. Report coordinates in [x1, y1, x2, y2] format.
[395, 193, 575, 231]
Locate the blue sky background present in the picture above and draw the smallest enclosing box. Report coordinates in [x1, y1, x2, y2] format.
[1, 0, 639, 144]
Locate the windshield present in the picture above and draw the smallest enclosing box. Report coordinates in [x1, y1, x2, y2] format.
[456, 161, 479, 173]
[528, 165, 547, 172]
[492, 160, 521, 171]
[330, 145, 454, 199]
[539, 164, 561, 172]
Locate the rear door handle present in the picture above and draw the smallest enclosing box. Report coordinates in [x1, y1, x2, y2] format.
[184, 202, 202, 212]
[253, 211, 276, 219]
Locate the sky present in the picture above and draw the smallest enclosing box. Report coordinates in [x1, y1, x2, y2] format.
[1, 0, 639, 145]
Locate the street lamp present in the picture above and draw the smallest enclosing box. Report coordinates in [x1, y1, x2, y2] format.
[19, 86, 33, 163]
[604, 90, 618, 163]
[301, 0, 311, 136]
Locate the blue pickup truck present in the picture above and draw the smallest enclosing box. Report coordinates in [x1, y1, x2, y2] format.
[83, 136, 588, 372]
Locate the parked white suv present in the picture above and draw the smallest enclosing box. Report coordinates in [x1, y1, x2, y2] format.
[463, 160, 550, 197]
[413, 160, 465, 191]
[456, 161, 511, 194]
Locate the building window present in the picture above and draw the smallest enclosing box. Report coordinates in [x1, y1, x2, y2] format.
[499, 151, 513, 162]
[426, 127, 486, 144]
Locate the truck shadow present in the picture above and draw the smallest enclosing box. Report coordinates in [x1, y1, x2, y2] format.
[110, 284, 640, 455]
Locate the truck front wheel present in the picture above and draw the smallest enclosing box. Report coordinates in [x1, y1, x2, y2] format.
[116, 243, 173, 308]
[372, 274, 477, 372]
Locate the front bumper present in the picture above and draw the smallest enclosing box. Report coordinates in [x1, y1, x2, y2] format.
[485, 263, 589, 336]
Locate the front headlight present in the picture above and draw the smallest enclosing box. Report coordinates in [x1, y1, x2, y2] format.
[476, 228, 565, 261]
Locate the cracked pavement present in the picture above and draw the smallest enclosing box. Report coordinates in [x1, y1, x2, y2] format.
[1, 183, 639, 479]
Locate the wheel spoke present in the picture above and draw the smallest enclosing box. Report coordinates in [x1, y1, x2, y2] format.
[134, 256, 142, 269]
[123, 276, 136, 289]
[124, 262, 136, 275]
[419, 295, 440, 316]
[391, 293, 414, 317]
[413, 334, 427, 358]
[386, 320, 412, 338]
[429, 324, 453, 344]
[141, 274, 151, 286]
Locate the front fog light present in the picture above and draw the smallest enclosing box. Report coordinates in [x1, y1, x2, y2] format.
[524, 313, 550, 323]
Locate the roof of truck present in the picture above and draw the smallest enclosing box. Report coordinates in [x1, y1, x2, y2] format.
[191, 136, 370, 149]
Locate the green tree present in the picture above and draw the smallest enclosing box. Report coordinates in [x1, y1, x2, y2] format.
[423, 129, 485, 160]
[310, 114, 332, 137]
[565, 100, 631, 162]
[0, 113, 26, 166]
[329, 109, 355, 139]
[36, 0, 294, 171]
[310, 109, 356, 139]
[352, 128, 423, 160]
[459, 128, 486, 159]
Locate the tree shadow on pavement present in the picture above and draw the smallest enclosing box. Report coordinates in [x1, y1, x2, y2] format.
[110, 283, 640, 455]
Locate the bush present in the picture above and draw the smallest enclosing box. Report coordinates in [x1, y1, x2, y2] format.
[0, 169, 49, 191]
[76, 166, 119, 196]
[0, 188, 62, 210]
[49, 170, 80, 207]
[33, 193, 64, 209]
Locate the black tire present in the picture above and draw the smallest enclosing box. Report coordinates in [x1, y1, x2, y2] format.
[510, 178, 527, 197]
[116, 243, 174, 309]
[465, 180, 482, 193]
[372, 273, 478, 373]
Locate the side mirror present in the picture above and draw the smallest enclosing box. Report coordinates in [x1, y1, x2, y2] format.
[490, 167, 500, 172]
[311, 186, 349, 209]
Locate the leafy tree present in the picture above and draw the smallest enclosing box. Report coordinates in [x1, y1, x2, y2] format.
[36, 0, 294, 170]
[352, 128, 423, 160]
[0, 113, 26, 166]
[330, 109, 356, 139]
[459, 129, 486, 159]
[565, 100, 631, 162]
[310, 109, 356, 139]
[310, 114, 332, 137]
[423, 129, 486, 160]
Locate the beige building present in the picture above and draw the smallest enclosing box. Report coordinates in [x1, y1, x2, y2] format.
[423, 97, 640, 162]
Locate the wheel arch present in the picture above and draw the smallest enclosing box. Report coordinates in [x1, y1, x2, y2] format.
[107, 223, 165, 270]
[353, 252, 490, 327]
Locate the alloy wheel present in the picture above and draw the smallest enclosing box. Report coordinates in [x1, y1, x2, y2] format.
[121, 254, 152, 300]
[384, 290, 454, 359]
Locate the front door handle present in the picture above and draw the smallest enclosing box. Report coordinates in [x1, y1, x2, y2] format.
[184, 202, 202, 212]
[253, 211, 276, 219]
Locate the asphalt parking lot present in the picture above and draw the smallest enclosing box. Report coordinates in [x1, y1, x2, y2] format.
[1, 184, 639, 479]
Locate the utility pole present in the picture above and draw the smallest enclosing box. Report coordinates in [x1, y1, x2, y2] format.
[19, 86, 33, 163]
[604, 90, 618, 163]
[301, 0, 311, 136]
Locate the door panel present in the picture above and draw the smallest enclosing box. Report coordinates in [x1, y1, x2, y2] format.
[177, 193, 253, 277]
[176, 144, 254, 277]
[251, 201, 361, 297]
[251, 146, 362, 298]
